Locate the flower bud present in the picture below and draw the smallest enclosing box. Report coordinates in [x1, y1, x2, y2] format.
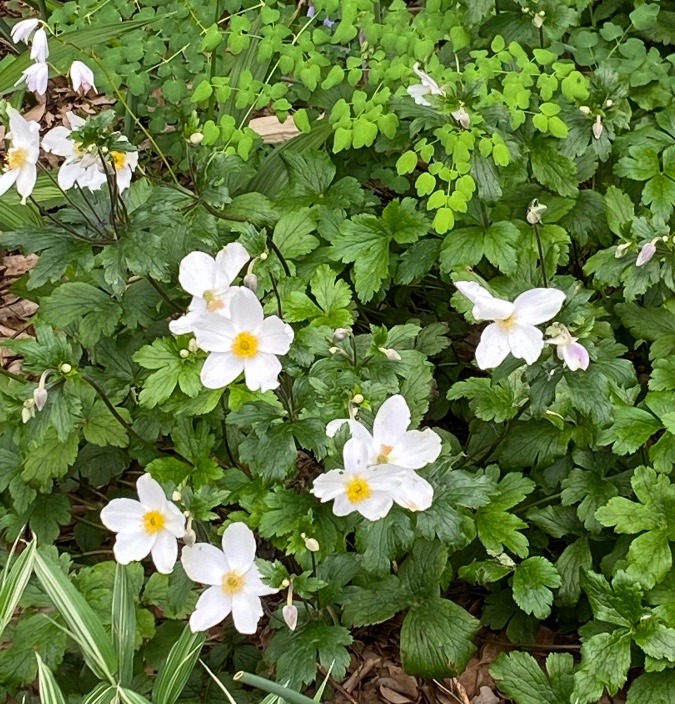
[592, 115, 604, 140]
[532, 13, 545, 28]
[636, 241, 657, 267]
[183, 527, 196, 547]
[179, 349, 190, 359]
[329, 346, 340, 355]
[189, 132, 204, 145]
[188, 338, 199, 353]
[282, 604, 298, 631]
[451, 105, 471, 130]
[378, 346, 402, 361]
[70, 60, 96, 93]
[303, 535, 320, 552]
[243, 273, 258, 292]
[578, 105, 591, 115]
[259, 252, 268, 261]
[59, 363, 72, 374]
[333, 328, 351, 342]
[30, 28, 49, 63]
[352, 393, 364, 405]
[281, 578, 291, 588]
[33, 386, 48, 412]
[11, 18, 39, 44]
[172, 490, 182, 501]
[22, 405, 35, 424]
[526, 199, 547, 225]
[605, 99, 613, 108]
[615, 242, 631, 258]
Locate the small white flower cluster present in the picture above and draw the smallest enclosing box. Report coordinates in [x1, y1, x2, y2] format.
[312, 394, 441, 521]
[170, 244, 294, 392]
[101, 474, 278, 634]
[406, 64, 470, 129]
[11, 18, 96, 96]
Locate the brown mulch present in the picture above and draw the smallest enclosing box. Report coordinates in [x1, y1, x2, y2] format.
[0, 253, 37, 374]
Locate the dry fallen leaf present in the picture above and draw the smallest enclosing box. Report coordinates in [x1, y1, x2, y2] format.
[379, 684, 412, 704]
[249, 115, 302, 143]
[471, 686, 501, 704]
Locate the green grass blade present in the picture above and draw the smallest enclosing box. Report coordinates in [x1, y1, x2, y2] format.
[112, 563, 136, 686]
[200, 659, 239, 704]
[35, 652, 67, 704]
[0, 539, 36, 640]
[233, 672, 318, 704]
[117, 688, 152, 704]
[34, 547, 118, 683]
[153, 626, 206, 704]
[82, 684, 117, 704]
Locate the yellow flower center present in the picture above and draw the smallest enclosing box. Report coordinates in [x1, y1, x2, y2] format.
[111, 151, 126, 169]
[203, 289, 225, 312]
[376, 444, 394, 464]
[6, 147, 28, 170]
[497, 314, 517, 331]
[221, 571, 245, 594]
[142, 510, 165, 534]
[346, 477, 372, 503]
[232, 331, 258, 358]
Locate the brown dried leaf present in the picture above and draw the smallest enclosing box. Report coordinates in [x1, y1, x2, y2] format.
[379, 685, 413, 704]
[249, 115, 301, 143]
[471, 686, 501, 704]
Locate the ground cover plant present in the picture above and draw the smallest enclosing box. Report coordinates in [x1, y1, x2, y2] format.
[0, 0, 674, 702]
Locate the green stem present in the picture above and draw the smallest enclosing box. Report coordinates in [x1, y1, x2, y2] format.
[267, 238, 291, 277]
[532, 222, 549, 287]
[233, 672, 318, 704]
[146, 277, 183, 312]
[0, 367, 27, 383]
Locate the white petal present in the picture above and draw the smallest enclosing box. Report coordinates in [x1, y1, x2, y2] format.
[182, 543, 229, 585]
[389, 428, 441, 470]
[66, 112, 86, 129]
[243, 353, 282, 392]
[562, 341, 589, 371]
[311, 469, 348, 501]
[58, 162, 85, 190]
[407, 84, 431, 106]
[115, 166, 133, 191]
[189, 586, 232, 632]
[193, 315, 237, 352]
[178, 252, 216, 297]
[0, 170, 19, 197]
[169, 311, 199, 335]
[221, 522, 256, 573]
[373, 395, 411, 448]
[164, 502, 186, 538]
[213, 242, 249, 289]
[256, 316, 294, 355]
[11, 18, 39, 44]
[201, 352, 244, 389]
[475, 323, 511, 369]
[455, 281, 492, 304]
[513, 288, 566, 325]
[229, 288, 264, 330]
[343, 437, 369, 474]
[30, 28, 49, 62]
[326, 418, 349, 437]
[456, 281, 514, 321]
[151, 531, 178, 574]
[16, 165, 37, 203]
[136, 473, 167, 510]
[508, 323, 544, 365]
[42, 127, 74, 157]
[357, 493, 395, 521]
[245, 566, 279, 597]
[113, 529, 155, 565]
[332, 493, 358, 516]
[391, 472, 434, 512]
[100, 498, 144, 532]
[231, 590, 263, 634]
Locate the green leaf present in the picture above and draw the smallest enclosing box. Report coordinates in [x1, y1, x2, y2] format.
[273, 208, 318, 259]
[29, 494, 71, 544]
[399, 539, 448, 597]
[400, 598, 479, 678]
[476, 507, 529, 558]
[561, 468, 618, 533]
[82, 401, 130, 448]
[492, 651, 571, 704]
[573, 630, 632, 703]
[512, 557, 561, 619]
[339, 575, 410, 626]
[642, 173, 675, 219]
[23, 429, 79, 491]
[530, 144, 578, 197]
[112, 564, 136, 686]
[630, 3, 660, 30]
[556, 537, 592, 605]
[0, 540, 36, 640]
[633, 618, 675, 662]
[580, 571, 645, 628]
[152, 626, 205, 704]
[627, 672, 675, 704]
[35, 652, 67, 704]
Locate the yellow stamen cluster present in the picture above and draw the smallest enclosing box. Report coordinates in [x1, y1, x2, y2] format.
[346, 478, 372, 503]
[232, 332, 258, 358]
[203, 290, 225, 312]
[377, 444, 394, 464]
[6, 147, 28, 170]
[111, 151, 126, 169]
[222, 571, 245, 594]
[142, 510, 166, 534]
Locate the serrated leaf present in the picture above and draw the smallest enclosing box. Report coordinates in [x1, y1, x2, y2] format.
[512, 557, 561, 619]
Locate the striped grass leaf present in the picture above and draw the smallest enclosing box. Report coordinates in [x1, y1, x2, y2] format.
[0, 539, 36, 640]
[117, 687, 152, 704]
[200, 660, 239, 704]
[153, 626, 206, 704]
[112, 563, 136, 687]
[35, 652, 67, 704]
[34, 547, 118, 683]
[82, 684, 118, 704]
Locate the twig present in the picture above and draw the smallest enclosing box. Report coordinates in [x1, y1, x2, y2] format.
[317, 667, 359, 704]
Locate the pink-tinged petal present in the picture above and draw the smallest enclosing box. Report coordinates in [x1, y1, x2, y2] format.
[113, 529, 155, 565]
[389, 428, 441, 470]
[189, 586, 232, 632]
[231, 590, 263, 634]
[151, 531, 178, 574]
[214, 242, 249, 289]
[228, 288, 264, 331]
[100, 498, 144, 532]
[343, 437, 369, 474]
[407, 84, 431, 106]
[513, 288, 566, 325]
[562, 341, 590, 371]
[200, 352, 243, 389]
[311, 470, 348, 501]
[391, 471, 434, 512]
[357, 492, 395, 521]
[256, 316, 294, 355]
[182, 543, 228, 585]
[11, 18, 39, 44]
[373, 395, 411, 448]
[243, 352, 282, 392]
[16, 165, 37, 203]
[136, 473, 167, 510]
[507, 323, 545, 365]
[474, 323, 511, 369]
[221, 522, 256, 573]
[178, 252, 216, 297]
[0, 170, 19, 197]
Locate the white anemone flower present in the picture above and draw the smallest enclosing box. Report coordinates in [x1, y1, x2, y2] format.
[181, 522, 278, 634]
[456, 281, 566, 369]
[326, 394, 440, 512]
[70, 60, 96, 93]
[194, 287, 294, 392]
[545, 324, 589, 372]
[169, 243, 250, 335]
[312, 438, 405, 520]
[42, 112, 107, 191]
[100, 473, 186, 574]
[109, 147, 138, 191]
[10, 18, 39, 44]
[30, 28, 49, 62]
[16, 62, 49, 96]
[407, 63, 445, 107]
[0, 107, 40, 204]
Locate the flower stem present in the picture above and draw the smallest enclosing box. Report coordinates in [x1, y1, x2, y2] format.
[533, 222, 549, 287]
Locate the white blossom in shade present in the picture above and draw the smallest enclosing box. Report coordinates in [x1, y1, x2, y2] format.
[10, 18, 39, 44]
[169, 243, 250, 335]
[69, 60, 96, 93]
[100, 473, 186, 574]
[456, 281, 566, 369]
[312, 438, 405, 520]
[526, 199, 547, 224]
[452, 105, 471, 129]
[326, 394, 440, 512]
[545, 324, 589, 372]
[109, 147, 138, 191]
[16, 62, 49, 96]
[42, 112, 107, 191]
[636, 240, 657, 267]
[30, 28, 49, 62]
[407, 63, 445, 107]
[194, 287, 294, 392]
[0, 107, 40, 204]
[181, 522, 278, 634]
[592, 115, 604, 140]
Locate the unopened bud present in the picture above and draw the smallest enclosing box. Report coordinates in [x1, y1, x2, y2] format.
[101, 146, 109, 154]
[532, 13, 545, 28]
[378, 347, 402, 361]
[522, 7, 529, 13]
[592, 115, 604, 140]
[183, 527, 196, 547]
[303, 536, 320, 552]
[526, 198, 547, 225]
[33, 386, 48, 411]
[22, 399, 36, 423]
[329, 346, 340, 355]
[59, 363, 72, 374]
[188, 338, 199, 353]
[189, 132, 204, 145]
[605, 99, 613, 108]
[636, 241, 657, 267]
[615, 242, 631, 258]
[333, 328, 351, 342]
[179, 349, 190, 359]
[243, 273, 258, 292]
[579, 105, 591, 115]
[281, 578, 291, 588]
[352, 393, 364, 405]
[172, 490, 182, 501]
[259, 252, 268, 261]
[451, 105, 471, 130]
[282, 604, 298, 631]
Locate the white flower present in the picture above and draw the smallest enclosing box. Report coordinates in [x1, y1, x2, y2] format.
[0, 107, 40, 204]
[526, 198, 547, 224]
[452, 105, 471, 129]
[312, 438, 404, 520]
[169, 243, 250, 335]
[407, 63, 445, 107]
[11, 18, 39, 44]
[16, 62, 49, 95]
[69, 60, 96, 93]
[545, 324, 589, 372]
[636, 240, 657, 267]
[532, 11, 545, 28]
[181, 522, 278, 634]
[109, 147, 138, 191]
[326, 394, 440, 512]
[100, 473, 186, 574]
[30, 28, 49, 62]
[42, 112, 107, 191]
[592, 115, 604, 140]
[194, 287, 294, 392]
[456, 281, 566, 369]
